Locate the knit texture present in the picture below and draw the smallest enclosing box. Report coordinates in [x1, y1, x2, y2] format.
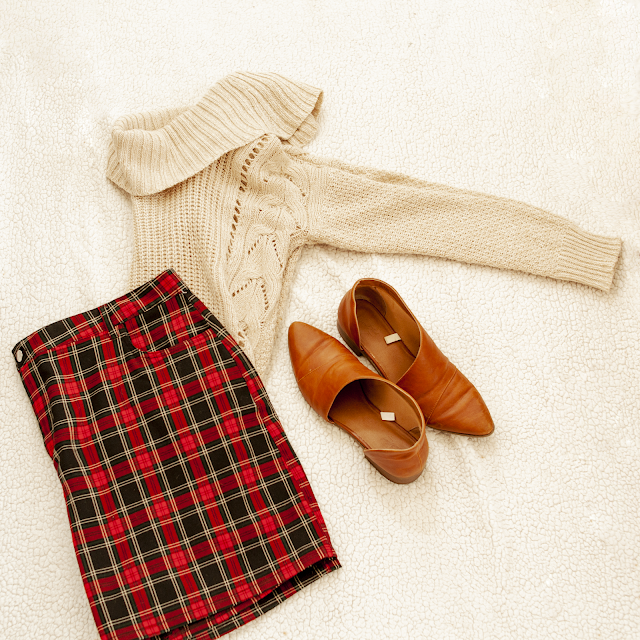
[107, 72, 622, 376]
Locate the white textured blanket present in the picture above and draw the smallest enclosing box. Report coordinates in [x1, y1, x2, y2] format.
[2, 2, 639, 639]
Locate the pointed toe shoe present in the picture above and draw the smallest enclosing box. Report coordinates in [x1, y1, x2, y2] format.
[288, 321, 429, 484]
[337, 279, 494, 437]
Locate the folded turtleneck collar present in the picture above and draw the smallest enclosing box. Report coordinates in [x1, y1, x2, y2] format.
[107, 72, 323, 196]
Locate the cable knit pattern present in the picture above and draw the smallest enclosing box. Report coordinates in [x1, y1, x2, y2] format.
[107, 71, 622, 375]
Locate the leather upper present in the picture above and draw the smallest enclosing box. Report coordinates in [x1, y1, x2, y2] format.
[288, 321, 382, 421]
[337, 279, 495, 436]
[288, 321, 429, 483]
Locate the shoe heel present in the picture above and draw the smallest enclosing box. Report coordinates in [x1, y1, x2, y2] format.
[337, 321, 363, 356]
[366, 458, 424, 484]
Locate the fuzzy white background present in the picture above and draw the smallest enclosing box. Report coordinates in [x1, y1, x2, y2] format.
[1, 1, 639, 639]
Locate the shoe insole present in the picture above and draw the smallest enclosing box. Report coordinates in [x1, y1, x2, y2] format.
[328, 379, 419, 451]
[356, 299, 415, 383]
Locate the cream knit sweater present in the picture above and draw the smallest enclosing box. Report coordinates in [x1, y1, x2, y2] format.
[107, 72, 622, 376]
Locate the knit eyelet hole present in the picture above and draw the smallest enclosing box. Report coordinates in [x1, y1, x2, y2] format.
[249, 153, 255, 159]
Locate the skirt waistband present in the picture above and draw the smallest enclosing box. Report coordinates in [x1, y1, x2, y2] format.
[13, 269, 186, 368]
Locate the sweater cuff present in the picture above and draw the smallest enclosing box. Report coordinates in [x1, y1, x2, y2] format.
[556, 226, 622, 291]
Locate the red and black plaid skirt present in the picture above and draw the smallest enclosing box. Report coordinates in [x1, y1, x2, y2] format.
[13, 269, 340, 640]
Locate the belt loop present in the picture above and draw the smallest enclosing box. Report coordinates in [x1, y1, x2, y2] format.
[100, 302, 119, 339]
[99, 301, 118, 334]
[99, 298, 136, 360]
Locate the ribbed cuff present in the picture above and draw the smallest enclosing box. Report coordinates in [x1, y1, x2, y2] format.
[556, 226, 622, 291]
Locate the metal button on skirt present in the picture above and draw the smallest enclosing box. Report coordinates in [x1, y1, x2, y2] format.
[13, 269, 340, 640]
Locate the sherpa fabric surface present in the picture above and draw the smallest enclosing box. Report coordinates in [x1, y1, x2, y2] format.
[1, 2, 639, 639]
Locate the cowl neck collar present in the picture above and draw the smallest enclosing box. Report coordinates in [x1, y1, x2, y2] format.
[107, 72, 323, 196]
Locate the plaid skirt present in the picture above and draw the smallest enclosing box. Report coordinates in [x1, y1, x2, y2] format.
[13, 269, 340, 640]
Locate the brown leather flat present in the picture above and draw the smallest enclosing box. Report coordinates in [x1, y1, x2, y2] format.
[288, 321, 429, 484]
[337, 278, 494, 437]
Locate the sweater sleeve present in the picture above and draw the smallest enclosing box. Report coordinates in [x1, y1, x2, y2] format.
[302, 156, 621, 292]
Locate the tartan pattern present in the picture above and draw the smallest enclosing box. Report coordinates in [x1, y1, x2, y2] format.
[13, 270, 340, 640]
